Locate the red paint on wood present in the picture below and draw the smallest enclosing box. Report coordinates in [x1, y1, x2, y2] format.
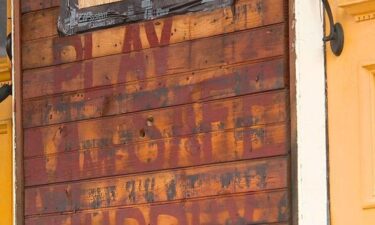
[25, 123, 288, 186]
[25, 191, 289, 225]
[23, 59, 285, 128]
[24, 90, 287, 158]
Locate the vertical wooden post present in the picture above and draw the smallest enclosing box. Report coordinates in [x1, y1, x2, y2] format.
[12, 0, 24, 225]
[288, 0, 298, 224]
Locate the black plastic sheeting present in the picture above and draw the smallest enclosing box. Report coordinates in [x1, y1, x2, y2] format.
[58, 0, 233, 36]
[0, 0, 7, 56]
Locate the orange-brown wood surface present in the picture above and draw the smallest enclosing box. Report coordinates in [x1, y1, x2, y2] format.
[21, 7, 59, 42]
[21, 0, 291, 224]
[22, 0, 285, 42]
[23, 29, 285, 99]
[24, 91, 287, 158]
[23, 59, 286, 128]
[25, 123, 288, 186]
[21, 0, 285, 69]
[78, 0, 125, 9]
[25, 157, 287, 215]
[25, 191, 289, 225]
[21, 0, 59, 13]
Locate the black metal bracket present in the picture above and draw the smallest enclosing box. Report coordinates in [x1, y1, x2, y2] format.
[322, 0, 344, 56]
[0, 84, 12, 103]
[6, 33, 12, 60]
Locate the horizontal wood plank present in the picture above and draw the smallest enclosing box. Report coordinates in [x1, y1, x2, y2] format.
[25, 157, 288, 215]
[22, 7, 59, 42]
[22, 0, 284, 42]
[21, 0, 59, 13]
[21, 0, 290, 223]
[25, 123, 288, 186]
[24, 90, 288, 158]
[25, 190, 289, 224]
[21, 0, 285, 69]
[23, 24, 285, 100]
[23, 59, 286, 128]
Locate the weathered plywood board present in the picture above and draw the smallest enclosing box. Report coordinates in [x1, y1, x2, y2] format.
[25, 158, 287, 215]
[21, 0, 290, 223]
[21, 0, 285, 69]
[59, 0, 232, 36]
[25, 191, 289, 224]
[21, 0, 59, 13]
[23, 59, 285, 127]
[21, 7, 59, 42]
[25, 123, 288, 186]
[23, 25, 285, 100]
[22, 0, 284, 41]
[24, 90, 287, 158]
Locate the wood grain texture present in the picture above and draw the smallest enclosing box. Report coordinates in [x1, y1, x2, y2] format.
[24, 90, 288, 158]
[21, 7, 59, 42]
[78, 0, 122, 8]
[21, 0, 285, 69]
[25, 123, 288, 186]
[23, 25, 285, 100]
[13, 0, 25, 224]
[22, 0, 284, 42]
[21, 0, 291, 223]
[25, 191, 289, 224]
[23, 59, 286, 128]
[21, 0, 59, 13]
[25, 157, 288, 215]
[26, 219, 289, 225]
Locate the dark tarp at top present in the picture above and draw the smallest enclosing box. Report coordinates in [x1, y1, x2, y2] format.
[58, 0, 233, 36]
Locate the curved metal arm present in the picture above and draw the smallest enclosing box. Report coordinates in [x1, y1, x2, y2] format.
[322, 0, 344, 56]
[6, 33, 12, 60]
[0, 84, 12, 103]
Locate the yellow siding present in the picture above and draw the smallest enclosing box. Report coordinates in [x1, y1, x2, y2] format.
[327, 0, 375, 224]
[0, 0, 12, 223]
[0, 119, 12, 225]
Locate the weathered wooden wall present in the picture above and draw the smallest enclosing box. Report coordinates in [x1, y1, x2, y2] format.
[21, 0, 290, 224]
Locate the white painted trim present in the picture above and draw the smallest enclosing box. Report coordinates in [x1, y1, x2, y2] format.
[294, 1, 329, 225]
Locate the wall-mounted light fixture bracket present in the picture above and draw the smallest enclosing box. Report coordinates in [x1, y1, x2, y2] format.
[6, 33, 12, 60]
[0, 84, 11, 103]
[322, 0, 344, 56]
